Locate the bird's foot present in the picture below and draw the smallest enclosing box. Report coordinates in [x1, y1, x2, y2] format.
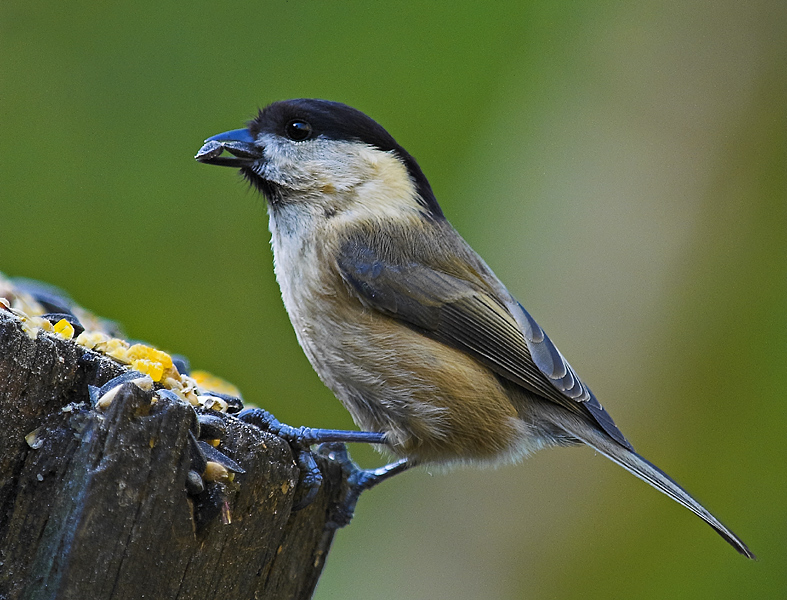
[237, 408, 388, 511]
[317, 442, 411, 528]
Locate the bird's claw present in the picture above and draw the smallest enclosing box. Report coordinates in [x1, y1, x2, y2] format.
[317, 442, 411, 529]
[237, 407, 389, 513]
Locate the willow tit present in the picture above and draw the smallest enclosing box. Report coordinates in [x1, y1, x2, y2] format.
[196, 99, 752, 557]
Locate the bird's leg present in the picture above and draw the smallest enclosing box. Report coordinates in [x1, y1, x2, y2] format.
[317, 442, 412, 528]
[237, 408, 388, 511]
[237, 408, 387, 445]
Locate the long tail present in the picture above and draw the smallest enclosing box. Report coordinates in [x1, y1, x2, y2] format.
[558, 416, 755, 559]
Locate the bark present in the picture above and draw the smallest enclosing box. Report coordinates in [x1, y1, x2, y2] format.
[0, 310, 344, 600]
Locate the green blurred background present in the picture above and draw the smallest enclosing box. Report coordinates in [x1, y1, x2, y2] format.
[2, 1, 785, 598]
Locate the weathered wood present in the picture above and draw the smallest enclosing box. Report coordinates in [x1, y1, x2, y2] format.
[0, 310, 344, 599]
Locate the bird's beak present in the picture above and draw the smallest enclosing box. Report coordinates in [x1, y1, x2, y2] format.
[195, 128, 262, 167]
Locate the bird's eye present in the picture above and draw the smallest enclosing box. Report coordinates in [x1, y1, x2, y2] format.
[285, 120, 313, 141]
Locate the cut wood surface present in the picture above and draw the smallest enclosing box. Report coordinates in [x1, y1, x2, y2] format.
[0, 310, 346, 600]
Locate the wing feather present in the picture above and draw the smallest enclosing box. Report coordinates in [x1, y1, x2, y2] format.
[337, 236, 633, 450]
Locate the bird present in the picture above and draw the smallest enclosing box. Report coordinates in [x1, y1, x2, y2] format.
[195, 98, 753, 557]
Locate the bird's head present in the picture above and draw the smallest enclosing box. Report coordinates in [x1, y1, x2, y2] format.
[196, 99, 443, 222]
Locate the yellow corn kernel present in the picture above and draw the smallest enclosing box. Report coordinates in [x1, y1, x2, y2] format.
[53, 318, 75, 340]
[131, 358, 165, 382]
[126, 344, 174, 370]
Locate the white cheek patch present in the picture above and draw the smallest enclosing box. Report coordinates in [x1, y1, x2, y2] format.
[348, 146, 423, 219]
[257, 133, 424, 218]
[257, 135, 352, 191]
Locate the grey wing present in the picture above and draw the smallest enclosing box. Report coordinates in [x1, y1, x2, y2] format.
[337, 238, 633, 451]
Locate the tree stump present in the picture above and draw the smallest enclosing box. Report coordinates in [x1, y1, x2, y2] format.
[0, 310, 346, 600]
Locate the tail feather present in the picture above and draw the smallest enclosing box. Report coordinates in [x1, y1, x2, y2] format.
[558, 416, 755, 559]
